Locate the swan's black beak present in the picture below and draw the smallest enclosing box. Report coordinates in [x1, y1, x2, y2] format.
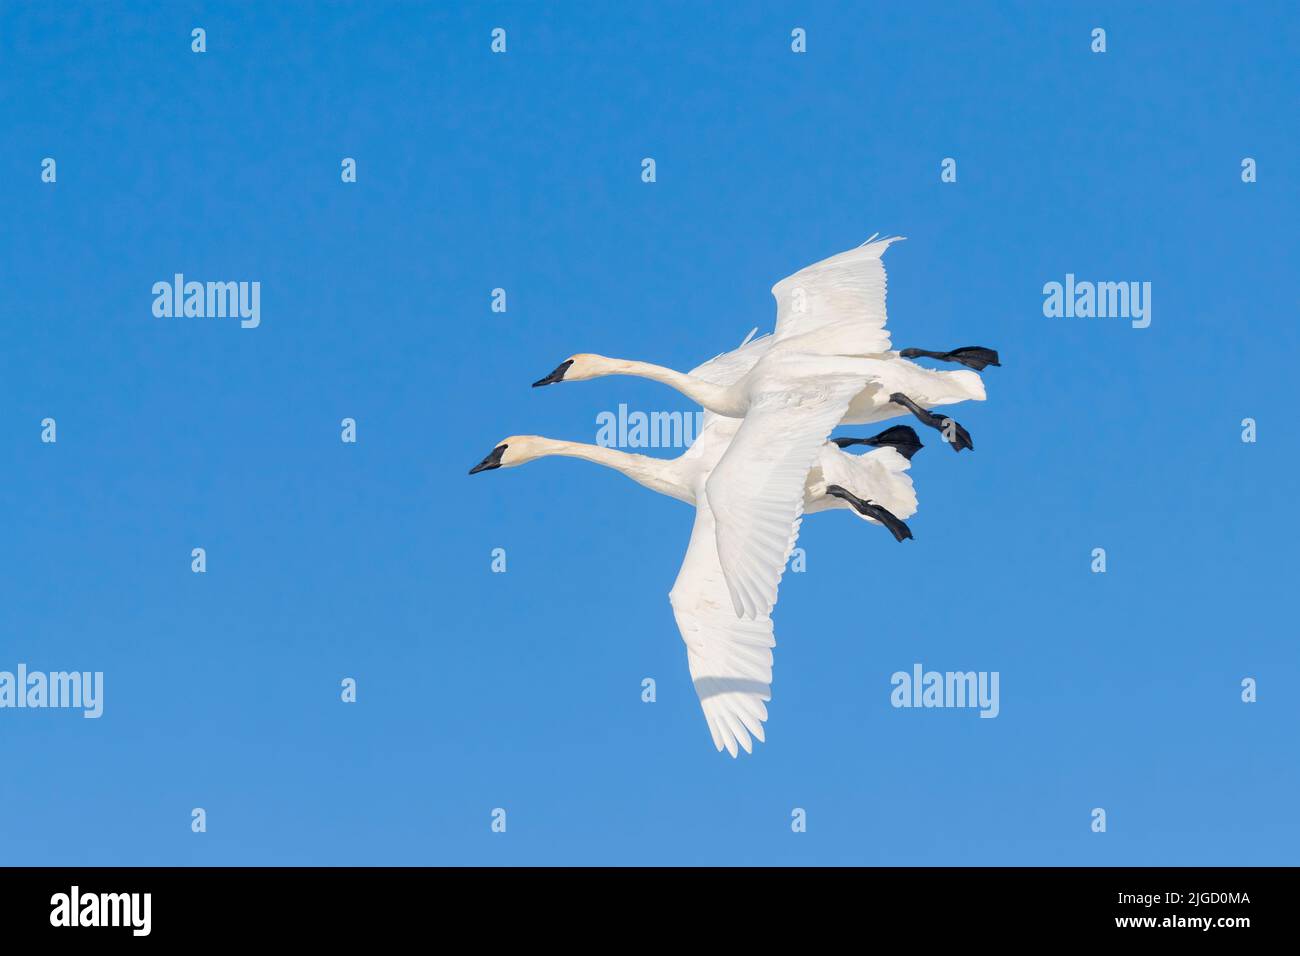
[532, 360, 573, 387]
[469, 444, 507, 474]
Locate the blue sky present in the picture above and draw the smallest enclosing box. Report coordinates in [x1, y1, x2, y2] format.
[1, 1, 1296, 865]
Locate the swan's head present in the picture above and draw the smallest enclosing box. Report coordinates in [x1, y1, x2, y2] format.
[532, 354, 607, 387]
[468, 436, 548, 474]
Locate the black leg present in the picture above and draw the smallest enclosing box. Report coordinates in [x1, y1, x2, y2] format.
[825, 485, 914, 542]
[889, 393, 973, 453]
[900, 346, 1001, 371]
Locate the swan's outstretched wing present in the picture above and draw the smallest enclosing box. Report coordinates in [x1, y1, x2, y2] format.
[706, 364, 866, 619]
[669, 495, 774, 757]
[769, 235, 902, 356]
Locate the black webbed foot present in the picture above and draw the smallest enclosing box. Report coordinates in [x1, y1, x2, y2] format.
[824, 485, 914, 542]
[899, 346, 1001, 371]
[889, 392, 973, 453]
[831, 424, 923, 460]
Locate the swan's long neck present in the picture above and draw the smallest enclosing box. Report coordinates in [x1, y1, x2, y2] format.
[533, 439, 691, 503]
[598, 359, 745, 417]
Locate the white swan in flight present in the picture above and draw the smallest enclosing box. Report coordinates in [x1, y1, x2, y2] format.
[532, 236, 1000, 620]
[470, 332, 922, 756]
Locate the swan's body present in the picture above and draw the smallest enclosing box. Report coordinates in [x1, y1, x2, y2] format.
[534, 236, 994, 620]
[472, 332, 918, 756]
